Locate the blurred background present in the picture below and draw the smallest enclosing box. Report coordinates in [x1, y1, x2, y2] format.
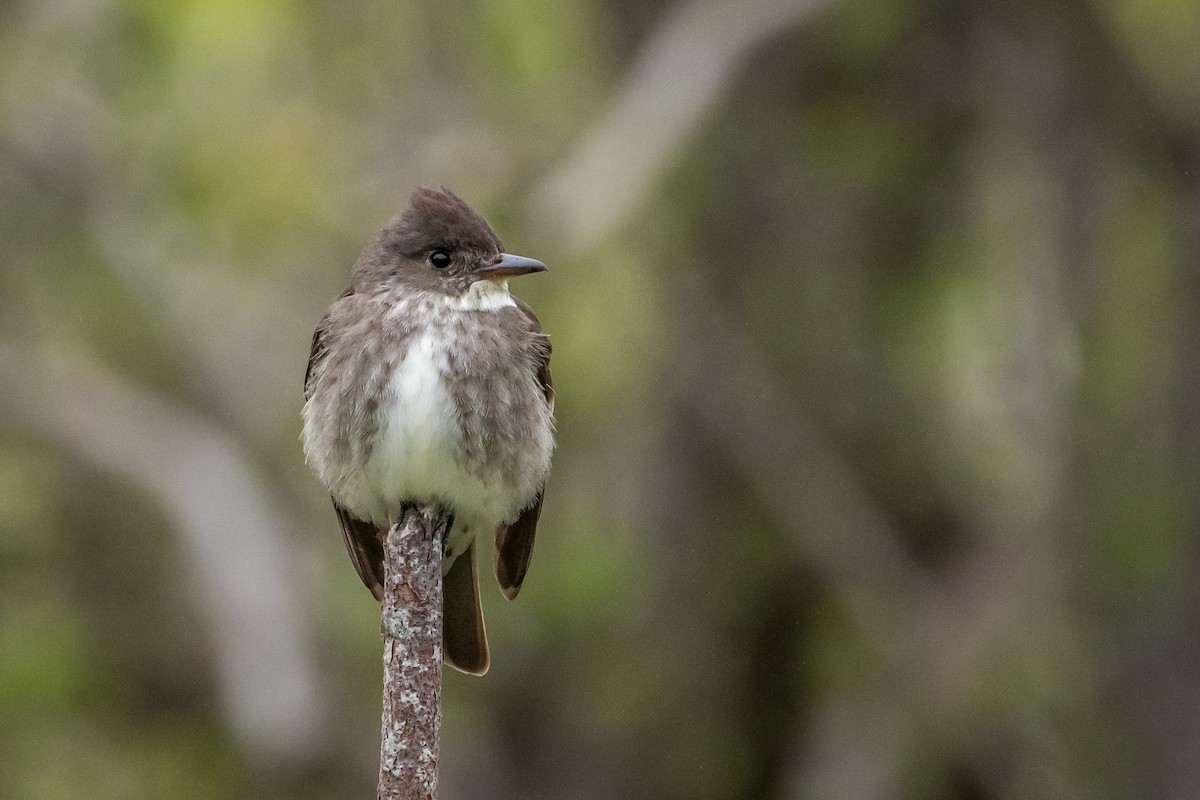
[2, 0, 1199, 797]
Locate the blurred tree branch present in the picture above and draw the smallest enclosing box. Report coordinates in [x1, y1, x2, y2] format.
[0, 345, 325, 765]
[532, 0, 835, 254]
[674, 279, 934, 615]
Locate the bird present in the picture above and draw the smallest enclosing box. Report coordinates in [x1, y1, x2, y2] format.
[301, 187, 555, 675]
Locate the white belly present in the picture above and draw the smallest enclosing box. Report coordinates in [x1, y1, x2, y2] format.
[335, 331, 531, 535]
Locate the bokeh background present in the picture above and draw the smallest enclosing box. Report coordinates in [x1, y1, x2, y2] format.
[3, 0, 1200, 797]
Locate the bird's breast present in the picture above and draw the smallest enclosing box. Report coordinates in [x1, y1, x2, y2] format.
[362, 330, 476, 516]
[335, 296, 552, 530]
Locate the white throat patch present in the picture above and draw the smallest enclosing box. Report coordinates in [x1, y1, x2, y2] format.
[452, 279, 517, 311]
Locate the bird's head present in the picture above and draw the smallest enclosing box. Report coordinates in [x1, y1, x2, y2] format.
[352, 187, 546, 295]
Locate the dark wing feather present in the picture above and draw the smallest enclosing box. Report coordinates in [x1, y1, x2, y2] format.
[306, 286, 356, 397]
[334, 501, 386, 601]
[518, 297, 555, 409]
[304, 313, 330, 399]
[495, 490, 543, 600]
[494, 300, 553, 600]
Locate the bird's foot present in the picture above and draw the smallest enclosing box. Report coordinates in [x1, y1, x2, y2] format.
[393, 501, 454, 548]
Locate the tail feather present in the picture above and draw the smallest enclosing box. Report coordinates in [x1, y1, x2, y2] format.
[443, 539, 490, 675]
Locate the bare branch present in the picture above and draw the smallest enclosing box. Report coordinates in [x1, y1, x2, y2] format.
[378, 505, 447, 800]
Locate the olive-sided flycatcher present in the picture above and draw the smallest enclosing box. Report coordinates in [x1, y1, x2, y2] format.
[301, 187, 555, 675]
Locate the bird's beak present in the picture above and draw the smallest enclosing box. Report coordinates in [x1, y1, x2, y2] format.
[476, 253, 547, 278]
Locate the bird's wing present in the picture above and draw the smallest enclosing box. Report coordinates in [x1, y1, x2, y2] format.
[306, 296, 387, 601]
[494, 300, 553, 600]
[304, 317, 327, 399]
[334, 501, 386, 601]
[305, 286, 356, 398]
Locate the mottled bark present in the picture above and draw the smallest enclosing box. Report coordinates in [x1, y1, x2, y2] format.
[378, 506, 447, 800]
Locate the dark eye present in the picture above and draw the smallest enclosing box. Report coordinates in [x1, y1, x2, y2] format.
[429, 249, 452, 269]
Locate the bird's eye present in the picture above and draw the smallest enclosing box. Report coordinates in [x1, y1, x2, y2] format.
[429, 249, 452, 269]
